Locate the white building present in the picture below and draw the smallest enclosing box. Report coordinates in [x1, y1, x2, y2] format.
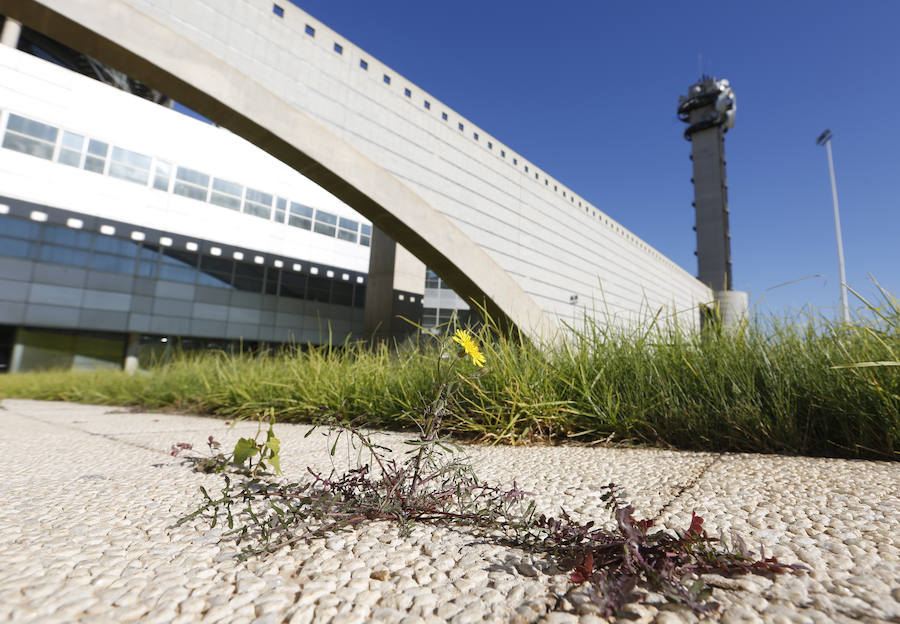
[0, 32, 461, 372]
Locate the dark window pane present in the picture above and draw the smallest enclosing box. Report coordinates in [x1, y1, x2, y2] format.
[306, 276, 331, 302]
[197, 257, 234, 285]
[288, 215, 311, 230]
[361, 224, 372, 236]
[87, 139, 108, 157]
[233, 263, 264, 292]
[353, 284, 366, 308]
[290, 202, 313, 218]
[338, 217, 358, 230]
[313, 222, 335, 237]
[43, 225, 93, 249]
[360, 235, 370, 247]
[265, 268, 280, 295]
[39, 244, 90, 267]
[337, 229, 357, 243]
[196, 271, 232, 288]
[0, 235, 35, 258]
[331, 281, 353, 306]
[280, 272, 306, 299]
[84, 155, 105, 173]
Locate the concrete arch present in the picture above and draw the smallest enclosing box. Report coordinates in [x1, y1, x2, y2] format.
[3, 0, 556, 340]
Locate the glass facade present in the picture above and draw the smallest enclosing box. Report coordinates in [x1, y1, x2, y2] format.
[1, 111, 373, 248]
[0, 212, 367, 308]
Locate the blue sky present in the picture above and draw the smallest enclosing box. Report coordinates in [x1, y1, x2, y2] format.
[272, 1, 900, 319]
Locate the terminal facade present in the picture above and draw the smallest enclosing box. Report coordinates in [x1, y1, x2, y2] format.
[0, 21, 465, 372]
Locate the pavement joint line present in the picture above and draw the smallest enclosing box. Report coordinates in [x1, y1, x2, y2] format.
[6, 409, 178, 458]
[651, 453, 724, 521]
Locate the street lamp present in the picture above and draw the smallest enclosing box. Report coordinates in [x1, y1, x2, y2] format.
[816, 129, 850, 323]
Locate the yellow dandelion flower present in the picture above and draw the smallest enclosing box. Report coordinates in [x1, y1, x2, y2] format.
[452, 329, 485, 367]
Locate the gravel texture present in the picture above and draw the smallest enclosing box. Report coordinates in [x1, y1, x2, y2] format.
[0, 398, 897, 623]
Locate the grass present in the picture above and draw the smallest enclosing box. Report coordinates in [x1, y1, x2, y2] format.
[1, 290, 898, 460]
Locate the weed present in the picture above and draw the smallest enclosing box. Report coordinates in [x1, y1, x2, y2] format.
[175, 329, 805, 619]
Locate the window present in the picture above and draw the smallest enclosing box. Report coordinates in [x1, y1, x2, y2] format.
[524, 165, 529, 172]
[272, 4, 283, 17]
[243, 188, 272, 219]
[458, 122, 464, 131]
[43, 224, 92, 249]
[136, 246, 158, 278]
[288, 202, 313, 230]
[473, 132, 479, 141]
[280, 271, 306, 299]
[333, 42, 343, 54]
[425, 270, 440, 289]
[108, 146, 152, 185]
[209, 177, 243, 211]
[337, 217, 358, 243]
[359, 59, 368, 70]
[173, 166, 209, 201]
[153, 161, 172, 191]
[513, 158, 518, 165]
[274, 197, 287, 223]
[305, 24, 315, 36]
[383, 74, 391, 85]
[2, 113, 57, 160]
[442, 112, 448, 121]
[158, 248, 198, 283]
[39, 244, 90, 267]
[84, 139, 108, 173]
[57, 131, 85, 167]
[424, 100, 431, 109]
[360, 223, 371, 246]
[487, 141, 492, 149]
[313, 210, 337, 237]
[404, 88, 411, 97]
[501, 150, 506, 158]
[233, 262, 264, 292]
[198, 255, 234, 288]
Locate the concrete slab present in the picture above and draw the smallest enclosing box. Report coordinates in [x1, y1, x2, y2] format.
[0, 399, 897, 623]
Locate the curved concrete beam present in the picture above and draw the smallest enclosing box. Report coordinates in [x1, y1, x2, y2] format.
[3, 0, 557, 341]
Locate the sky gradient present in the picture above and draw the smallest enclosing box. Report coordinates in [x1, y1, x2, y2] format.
[281, 0, 900, 320]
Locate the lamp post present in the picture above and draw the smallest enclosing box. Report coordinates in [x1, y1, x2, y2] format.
[815, 130, 850, 323]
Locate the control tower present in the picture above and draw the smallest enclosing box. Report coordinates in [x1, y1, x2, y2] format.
[678, 76, 747, 325]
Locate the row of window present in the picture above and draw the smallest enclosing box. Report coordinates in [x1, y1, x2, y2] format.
[273, 6, 676, 268]
[0, 213, 366, 307]
[0, 112, 373, 247]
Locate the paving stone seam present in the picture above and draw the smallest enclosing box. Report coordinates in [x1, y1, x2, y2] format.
[4, 408, 173, 458]
[651, 453, 724, 522]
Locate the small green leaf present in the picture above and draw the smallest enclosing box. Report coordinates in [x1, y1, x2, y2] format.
[233, 438, 259, 465]
[266, 431, 281, 456]
[269, 452, 282, 475]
